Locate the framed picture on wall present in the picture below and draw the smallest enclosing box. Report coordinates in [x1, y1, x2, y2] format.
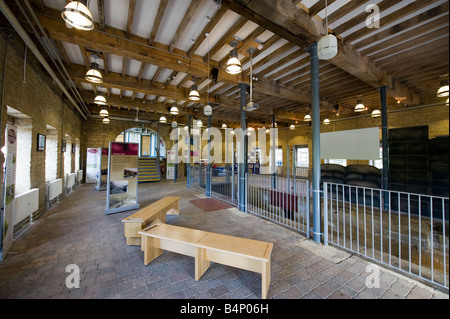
[61, 140, 66, 153]
[37, 134, 46, 151]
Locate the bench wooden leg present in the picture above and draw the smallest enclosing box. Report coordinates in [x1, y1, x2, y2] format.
[195, 247, 210, 280]
[143, 236, 162, 265]
[261, 260, 271, 299]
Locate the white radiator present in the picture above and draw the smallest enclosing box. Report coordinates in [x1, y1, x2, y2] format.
[76, 170, 83, 182]
[66, 173, 76, 189]
[48, 178, 63, 201]
[14, 188, 39, 225]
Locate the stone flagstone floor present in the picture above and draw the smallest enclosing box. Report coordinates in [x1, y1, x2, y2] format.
[0, 180, 448, 300]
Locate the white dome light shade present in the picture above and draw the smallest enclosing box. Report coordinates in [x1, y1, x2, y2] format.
[94, 94, 107, 105]
[290, 124, 295, 130]
[196, 119, 203, 127]
[371, 109, 381, 117]
[437, 81, 449, 97]
[85, 63, 103, 83]
[169, 106, 179, 115]
[99, 108, 109, 117]
[102, 117, 110, 124]
[304, 113, 312, 121]
[189, 85, 200, 101]
[323, 118, 330, 124]
[62, 1, 94, 31]
[159, 116, 167, 123]
[221, 123, 227, 129]
[354, 100, 365, 112]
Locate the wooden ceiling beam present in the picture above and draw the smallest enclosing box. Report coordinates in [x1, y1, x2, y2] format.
[220, 0, 422, 106]
[34, 7, 333, 108]
[169, 0, 201, 52]
[187, 5, 228, 57]
[148, 0, 168, 46]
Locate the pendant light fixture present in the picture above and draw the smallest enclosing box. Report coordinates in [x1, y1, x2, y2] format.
[85, 55, 103, 83]
[203, 31, 213, 116]
[437, 80, 449, 97]
[317, 0, 338, 60]
[197, 119, 203, 127]
[169, 104, 179, 115]
[354, 100, 366, 112]
[245, 48, 259, 111]
[221, 123, 227, 129]
[204, 104, 212, 116]
[102, 117, 110, 124]
[62, 0, 94, 31]
[94, 93, 107, 105]
[189, 85, 200, 101]
[159, 116, 167, 123]
[290, 124, 295, 130]
[225, 40, 242, 75]
[304, 112, 312, 121]
[371, 108, 381, 118]
[99, 106, 109, 117]
[323, 117, 330, 125]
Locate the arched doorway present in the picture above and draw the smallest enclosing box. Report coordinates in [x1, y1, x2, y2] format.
[115, 127, 166, 182]
[115, 127, 166, 159]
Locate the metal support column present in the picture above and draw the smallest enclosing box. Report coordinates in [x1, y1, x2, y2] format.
[380, 86, 389, 209]
[187, 114, 192, 189]
[272, 113, 276, 189]
[156, 125, 161, 180]
[306, 43, 322, 243]
[239, 83, 247, 212]
[206, 114, 212, 197]
[174, 127, 178, 183]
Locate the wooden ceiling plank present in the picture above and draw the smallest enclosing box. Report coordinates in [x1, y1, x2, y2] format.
[343, 0, 446, 43]
[205, 16, 248, 62]
[187, 6, 228, 57]
[332, 0, 403, 36]
[326, 0, 364, 25]
[220, 0, 421, 106]
[254, 48, 303, 78]
[126, 0, 136, 38]
[97, 0, 106, 31]
[238, 34, 281, 67]
[356, 13, 449, 54]
[54, 40, 71, 67]
[308, 0, 337, 17]
[367, 27, 449, 62]
[169, 0, 201, 52]
[149, 0, 169, 46]
[375, 40, 449, 68]
[248, 42, 296, 74]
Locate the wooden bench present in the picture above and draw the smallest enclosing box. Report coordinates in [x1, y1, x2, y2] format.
[138, 224, 273, 299]
[121, 196, 180, 246]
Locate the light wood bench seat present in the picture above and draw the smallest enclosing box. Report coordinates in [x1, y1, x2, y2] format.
[138, 223, 273, 299]
[121, 196, 180, 246]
